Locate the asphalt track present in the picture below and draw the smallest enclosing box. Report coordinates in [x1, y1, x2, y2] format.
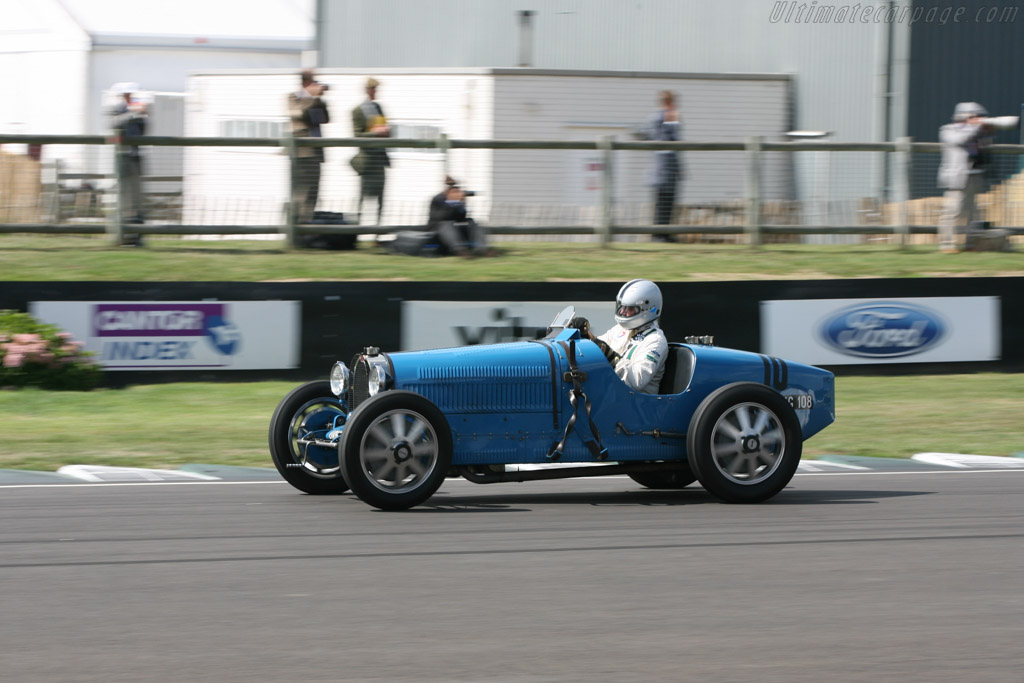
[2, 471, 1022, 682]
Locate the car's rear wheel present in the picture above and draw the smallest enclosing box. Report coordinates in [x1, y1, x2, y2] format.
[269, 380, 350, 495]
[340, 391, 452, 510]
[628, 465, 696, 489]
[687, 382, 801, 503]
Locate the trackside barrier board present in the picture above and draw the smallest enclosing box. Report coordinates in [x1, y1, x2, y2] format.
[761, 297, 999, 365]
[30, 300, 300, 371]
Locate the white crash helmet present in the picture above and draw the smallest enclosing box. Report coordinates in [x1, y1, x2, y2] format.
[953, 102, 988, 122]
[614, 279, 662, 330]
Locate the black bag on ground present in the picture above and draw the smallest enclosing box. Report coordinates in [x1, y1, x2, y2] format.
[390, 230, 442, 257]
[298, 211, 357, 250]
[964, 221, 1011, 252]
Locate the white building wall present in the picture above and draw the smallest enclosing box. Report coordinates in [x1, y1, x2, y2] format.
[0, 51, 90, 137]
[183, 72, 295, 225]
[1, 0, 90, 138]
[0, 49, 94, 181]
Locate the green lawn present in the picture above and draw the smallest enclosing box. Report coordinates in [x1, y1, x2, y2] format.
[0, 234, 1022, 282]
[1, 374, 1021, 471]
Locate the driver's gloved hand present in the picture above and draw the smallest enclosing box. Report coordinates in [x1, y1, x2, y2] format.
[568, 316, 592, 338]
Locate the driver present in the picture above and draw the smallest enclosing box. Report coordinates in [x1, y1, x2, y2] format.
[579, 279, 668, 394]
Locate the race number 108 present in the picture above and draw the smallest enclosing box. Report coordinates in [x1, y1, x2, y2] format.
[786, 394, 814, 410]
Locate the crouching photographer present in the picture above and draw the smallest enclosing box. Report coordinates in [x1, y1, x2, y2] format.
[428, 176, 493, 257]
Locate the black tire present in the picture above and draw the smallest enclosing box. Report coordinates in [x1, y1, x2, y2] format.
[268, 380, 350, 495]
[628, 465, 696, 489]
[687, 382, 802, 503]
[339, 391, 452, 510]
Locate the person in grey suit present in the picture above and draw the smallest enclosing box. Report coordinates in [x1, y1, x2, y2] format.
[110, 82, 148, 246]
[937, 102, 1018, 252]
[644, 90, 684, 242]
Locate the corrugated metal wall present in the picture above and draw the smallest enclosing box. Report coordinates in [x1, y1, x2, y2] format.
[907, 0, 1024, 198]
[320, 0, 909, 204]
[321, 0, 889, 143]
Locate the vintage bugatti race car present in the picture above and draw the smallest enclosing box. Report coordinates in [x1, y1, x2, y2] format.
[269, 307, 835, 510]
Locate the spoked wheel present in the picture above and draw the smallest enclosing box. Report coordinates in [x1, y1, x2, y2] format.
[687, 382, 802, 503]
[628, 464, 696, 489]
[268, 380, 350, 494]
[340, 391, 452, 510]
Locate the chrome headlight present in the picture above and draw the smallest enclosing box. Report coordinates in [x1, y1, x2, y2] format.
[329, 361, 351, 397]
[367, 363, 388, 397]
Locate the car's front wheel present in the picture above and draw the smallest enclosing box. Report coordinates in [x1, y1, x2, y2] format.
[269, 380, 349, 495]
[687, 382, 801, 503]
[339, 391, 452, 510]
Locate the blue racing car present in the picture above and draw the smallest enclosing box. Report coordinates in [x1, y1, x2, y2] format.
[269, 306, 835, 510]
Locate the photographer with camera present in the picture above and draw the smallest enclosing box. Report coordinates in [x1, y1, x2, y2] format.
[937, 102, 1019, 252]
[287, 70, 330, 224]
[427, 176, 492, 257]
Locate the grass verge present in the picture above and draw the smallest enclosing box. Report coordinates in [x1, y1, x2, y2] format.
[2, 373, 1022, 471]
[0, 235, 1022, 282]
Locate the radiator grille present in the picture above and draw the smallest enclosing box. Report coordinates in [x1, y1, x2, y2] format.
[348, 356, 371, 410]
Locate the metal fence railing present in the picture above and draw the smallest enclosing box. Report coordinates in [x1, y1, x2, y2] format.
[2, 133, 1024, 246]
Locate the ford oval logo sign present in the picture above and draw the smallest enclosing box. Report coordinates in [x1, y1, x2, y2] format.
[820, 303, 946, 358]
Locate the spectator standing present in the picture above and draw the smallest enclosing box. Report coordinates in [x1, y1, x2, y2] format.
[644, 90, 683, 242]
[937, 102, 1019, 252]
[287, 70, 330, 224]
[109, 82, 147, 245]
[351, 78, 391, 224]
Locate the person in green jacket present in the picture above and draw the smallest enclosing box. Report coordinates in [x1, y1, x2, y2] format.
[350, 78, 391, 224]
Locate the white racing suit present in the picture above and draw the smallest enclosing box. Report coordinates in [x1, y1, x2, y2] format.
[597, 321, 668, 394]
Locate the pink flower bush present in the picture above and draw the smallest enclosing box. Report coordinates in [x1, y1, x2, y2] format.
[0, 311, 100, 390]
[1, 334, 57, 368]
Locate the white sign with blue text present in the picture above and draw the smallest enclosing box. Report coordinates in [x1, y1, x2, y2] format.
[401, 301, 612, 351]
[30, 301, 300, 370]
[760, 297, 1000, 365]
